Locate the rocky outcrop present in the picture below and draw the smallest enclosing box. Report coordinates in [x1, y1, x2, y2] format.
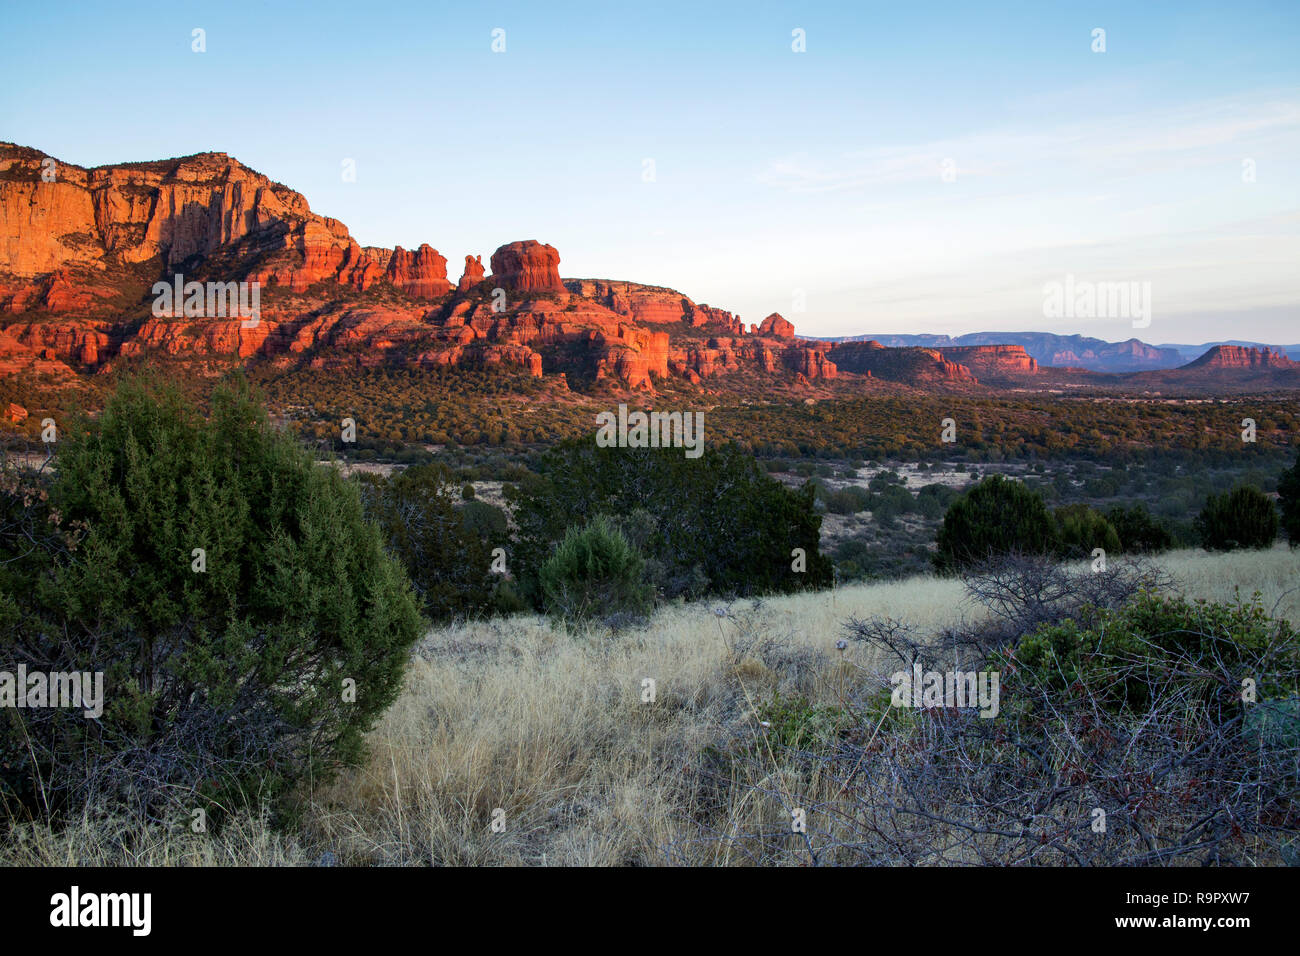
[1183, 345, 1298, 370]
[7, 317, 114, 366]
[0, 142, 393, 300]
[937, 345, 1038, 378]
[783, 344, 837, 379]
[385, 244, 451, 298]
[830, 340, 976, 384]
[0, 268, 119, 314]
[756, 313, 796, 339]
[489, 240, 563, 294]
[564, 279, 746, 334]
[458, 254, 485, 291]
[595, 334, 669, 390]
[666, 336, 836, 382]
[0, 143, 1046, 395]
[0, 327, 76, 378]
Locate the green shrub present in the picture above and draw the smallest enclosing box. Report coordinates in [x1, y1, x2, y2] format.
[538, 516, 652, 623]
[0, 376, 423, 820]
[1279, 453, 1300, 547]
[508, 441, 832, 604]
[825, 485, 872, 514]
[915, 482, 959, 519]
[994, 592, 1297, 715]
[754, 694, 851, 752]
[874, 484, 916, 515]
[1053, 503, 1121, 558]
[459, 498, 508, 541]
[360, 463, 505, 621]
[1106, 504, 1173, 553]
[933, 475, 1057, 573]
[1195, 485, 1278, 551]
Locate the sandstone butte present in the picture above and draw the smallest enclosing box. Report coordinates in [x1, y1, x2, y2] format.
[828, 340, 976, 384]
[0, 141, 1069, 391]
[1182, 345, 1299, 371]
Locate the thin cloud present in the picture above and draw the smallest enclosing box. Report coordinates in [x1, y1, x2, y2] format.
[756, 94, 1300, 194]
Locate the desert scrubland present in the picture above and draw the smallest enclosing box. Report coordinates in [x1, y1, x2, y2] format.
[6, 545, 1296, 867]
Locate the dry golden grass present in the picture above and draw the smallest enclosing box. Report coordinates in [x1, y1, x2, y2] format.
[1150, 545, 1300, 624]
[3, 545, 1297, 866]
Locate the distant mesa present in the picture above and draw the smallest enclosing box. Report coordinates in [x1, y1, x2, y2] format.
[829, 340, 976, 384]
[1182, 344, 1298, 371]
[936, 345, 1038, 378]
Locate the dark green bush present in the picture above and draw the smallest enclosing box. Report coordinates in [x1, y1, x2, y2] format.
[0, 376, 423, 820]
[1196, 485, 1278, 551]
[1278, 453, 1300, 547]
[824, 485, 872, 515]
[538, 516, 652, 623]
[1053, 503, 1120, 558]
[459, 499, 508, 541]
[933, 475, 1057, 573]
[994, 592, 1297, 715]
[1106, 503, 1173, 553]
[359, 463, 508, 621]
[915, 482, 959, 519]
[874, 484, 916, 516]
[508, 441, 832, 604]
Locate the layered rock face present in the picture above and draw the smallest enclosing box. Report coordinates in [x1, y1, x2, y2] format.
[937, 345, 1037, 378]
[489, 240, 563, 294]
[0, 143, 942, 392]
[1184, 345, 1298, 370]
[458, 255, 485, 291]
[756, 313, 796, 339]
[565, 279, 747, 335]
[385, 244, 451, 298]
[0, 143, 388, 298]
[830, 340, 977, 384]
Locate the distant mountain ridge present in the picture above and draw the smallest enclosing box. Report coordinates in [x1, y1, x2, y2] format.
[809, 332, 1300, 372]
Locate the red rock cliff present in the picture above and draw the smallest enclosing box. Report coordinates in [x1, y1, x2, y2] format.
[489, 240, 563, 294]
[830, 340, 976, 384]
[0, 142, 388, 296]
[937, 345, 1038, 377]
[458, 254, 485, 291]
[386, 244, 451, 298]
[1184, 345, 1297, 370]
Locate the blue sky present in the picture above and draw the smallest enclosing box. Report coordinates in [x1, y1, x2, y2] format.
[2, 0, 1297, 342]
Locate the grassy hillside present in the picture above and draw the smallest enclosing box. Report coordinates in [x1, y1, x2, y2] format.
[5, 546, 1297, 866]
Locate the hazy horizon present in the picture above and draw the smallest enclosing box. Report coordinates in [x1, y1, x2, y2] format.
[2, 0, 1297, 343]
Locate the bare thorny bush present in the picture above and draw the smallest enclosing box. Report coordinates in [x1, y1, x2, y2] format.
[683, 555, 1299, 865]
[965, 551, 1169, 643]
[825, 552, 1166, 673]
